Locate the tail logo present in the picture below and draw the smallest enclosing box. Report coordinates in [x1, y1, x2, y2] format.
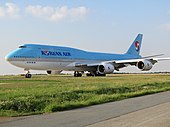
[135, 41, 140, 52]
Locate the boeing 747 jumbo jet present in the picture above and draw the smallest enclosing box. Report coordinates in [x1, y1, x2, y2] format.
[5, 34, 170, 78]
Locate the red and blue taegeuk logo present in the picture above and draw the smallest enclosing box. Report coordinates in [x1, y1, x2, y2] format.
[135, 41, 140, 51]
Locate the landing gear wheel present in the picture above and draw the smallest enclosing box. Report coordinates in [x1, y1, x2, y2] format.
[86, 72, 106, 77]
[78, 73, 82, 77]
[25, 74, 32, 78]
[86, 73, 95, 77]
[74, 71, 82, 77]
[95, 73, 106, 76]
[24, 69, 32, 78]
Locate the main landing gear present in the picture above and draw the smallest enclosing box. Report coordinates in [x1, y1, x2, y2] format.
[74, 71, 106, 77]
[25, 70, 32, 78]
[86, 72, 106, 77]
[74, 71, 82, 77]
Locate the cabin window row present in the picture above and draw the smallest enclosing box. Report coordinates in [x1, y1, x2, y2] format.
[14, 56, 32, 58]
[27, 61, 36, 64]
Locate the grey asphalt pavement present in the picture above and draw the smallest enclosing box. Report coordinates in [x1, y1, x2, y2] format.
[0, 91, 170, 127]
[87, 102, 170, 127]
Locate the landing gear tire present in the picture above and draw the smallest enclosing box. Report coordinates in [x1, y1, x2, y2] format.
[25, 74, 32, 78]
[74, 71, 82, 77]
[86, 72, 106, 77]
[86, 73, 95, 77]
[95, 73, 106, 76]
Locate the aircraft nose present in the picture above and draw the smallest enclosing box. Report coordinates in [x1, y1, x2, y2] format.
[5, 53, 13, 61]
[5, 55, 10, 61]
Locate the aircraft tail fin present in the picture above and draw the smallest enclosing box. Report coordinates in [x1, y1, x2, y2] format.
[126, 34, 143, 56]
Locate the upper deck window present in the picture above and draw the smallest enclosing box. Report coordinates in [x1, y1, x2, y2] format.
[19, 46, 27, 48]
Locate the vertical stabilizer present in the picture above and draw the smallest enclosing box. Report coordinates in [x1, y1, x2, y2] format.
[126, 34, 143, 56]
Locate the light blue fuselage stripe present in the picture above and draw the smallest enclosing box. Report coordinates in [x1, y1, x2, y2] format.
[7, 44, 141, 62]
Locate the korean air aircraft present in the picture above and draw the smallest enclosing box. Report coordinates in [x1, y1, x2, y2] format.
[5, 34, 170, 78]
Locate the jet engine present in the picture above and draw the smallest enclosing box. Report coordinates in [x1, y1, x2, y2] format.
[97, 63, 115, 74]
[46, 70, 62, 75]
[137, 60, 153, 71]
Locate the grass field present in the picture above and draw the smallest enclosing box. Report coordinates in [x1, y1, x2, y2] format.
[0, 74, 170, 117]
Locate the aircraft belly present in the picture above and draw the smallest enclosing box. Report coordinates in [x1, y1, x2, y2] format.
[9, 60, 71, 70]
[8, 58, 99, 71]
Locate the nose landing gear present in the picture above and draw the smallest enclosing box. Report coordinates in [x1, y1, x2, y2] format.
[25, 70, 32, 78]
[25, 73, 32, 78]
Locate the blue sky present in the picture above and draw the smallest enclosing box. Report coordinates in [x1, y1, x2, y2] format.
[1, 0, 170, 75]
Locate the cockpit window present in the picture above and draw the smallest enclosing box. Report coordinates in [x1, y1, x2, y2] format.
[19, 46, 27, 48]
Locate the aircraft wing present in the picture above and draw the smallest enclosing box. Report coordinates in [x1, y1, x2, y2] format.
[74, 57, 170, 71]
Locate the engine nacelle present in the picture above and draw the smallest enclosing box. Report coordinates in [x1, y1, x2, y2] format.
[97, 63, 115, 74]
[47, 70, 62, 75]
[137, 60, 153, 71]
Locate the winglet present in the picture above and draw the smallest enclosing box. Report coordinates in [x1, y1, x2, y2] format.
[126, 34, 143, 56]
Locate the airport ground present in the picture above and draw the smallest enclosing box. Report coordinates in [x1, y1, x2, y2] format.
[0, 91, 169, 127]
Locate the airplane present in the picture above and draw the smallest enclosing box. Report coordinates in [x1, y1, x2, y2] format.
[5, 34, 170, 78]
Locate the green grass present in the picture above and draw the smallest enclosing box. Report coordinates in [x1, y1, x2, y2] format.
[0, 74, 170, 116]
